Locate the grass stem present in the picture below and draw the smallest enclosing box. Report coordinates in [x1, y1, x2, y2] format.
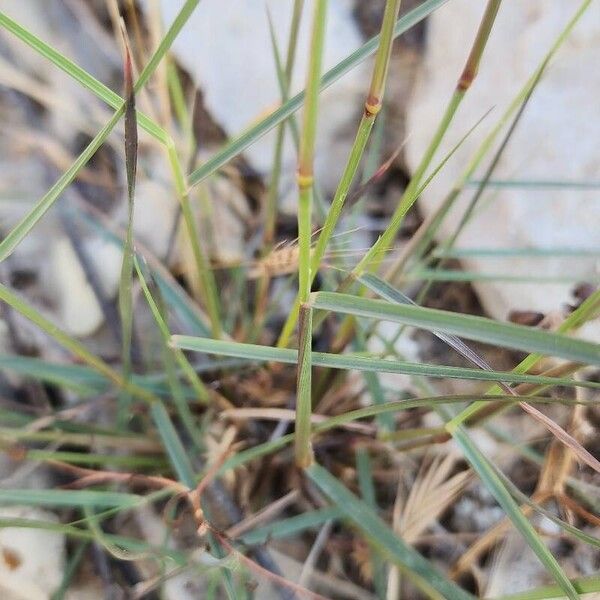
[277, 0, 403, 347]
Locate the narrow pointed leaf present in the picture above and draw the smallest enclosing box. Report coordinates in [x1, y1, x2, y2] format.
[171, 336, 600, 391]
[452, 426, 579, 599]
[311, 292, 600, 365]
[117, 25, 138, 425]
[306, 463, 474, 600]
[0, 489, 141, 509]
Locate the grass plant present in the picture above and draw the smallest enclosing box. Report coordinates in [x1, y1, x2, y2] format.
[0, 1, 598, 598]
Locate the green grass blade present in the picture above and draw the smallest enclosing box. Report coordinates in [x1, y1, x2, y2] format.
[0, 110, 123, 262]
[433, 247, 600, 259]
[133, 0, 200, 93]
[0, 10, 167, 143]
[353, 0, 502, 276]
[394, 0, 594, 280]
[0, 489, 141, 509]
[451, 288, 600, 427]
[263, 0, 303, 245]
[295, 304, 314, 467]
[353, 325, 394, 432]
[171, 336, 600, 390]
[25, 449, 165, 469]
[219, 434, 293, 474]
[0, 354, 202, 400]
[0, 284, 121, 387]
[277, 0, 405, 348]
[402, 270, 600, 285]
[135, 257, 210, 404]
[296, 0, 327, 304]
[0, 355, 106, 394]
[468, 178, 600, 190]
[306, 463, 474, 600]
[356, 447, 387, 599]
[311, 292, 600, 365]
[311, 395, 565, 430]
[149, 402, 196, 488]
[136, 258, 206, 452]
[216, 393, 566, 475]
[495, 469, 600, 550]
[451, 426, 579, 599]
[51, 540, 89, 600]
[167, 143, 223, 338]
[239, 507, 340, 546]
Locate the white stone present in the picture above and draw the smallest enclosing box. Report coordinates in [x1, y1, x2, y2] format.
[367, 322, 421, 395]
[201, 174, 252, 263]
[49, 236, 105, 337]
[406, 2, 600, 331]
[134, 507, 209, 599]
[131, 182, 173, 261]
[156, 0, 369, 204]
[0, 506, 65, 600]
[82, 237, 123, 300]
